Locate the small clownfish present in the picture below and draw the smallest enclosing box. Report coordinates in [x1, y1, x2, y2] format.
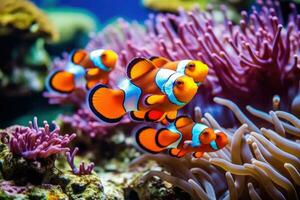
[135, 116, 228, 158]
[71, 49, 118, 89]
[88, 58, 199, 123]
[46, 62, 86, 93]
[149, 57, 209, 85]
[46, 49, 118, 93]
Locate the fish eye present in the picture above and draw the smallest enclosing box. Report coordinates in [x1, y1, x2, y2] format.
[175, 80, 184, 87]
[187, 62, 195, 70]
[101, 53, 107, 59]
[202, 131, 209, 135]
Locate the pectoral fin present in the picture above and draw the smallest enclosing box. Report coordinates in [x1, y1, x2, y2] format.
[71, 49, 87, 65]
[174, 116, 194, 128]
[86, 68, 101, 77]
[168, 148, 187, 158]
[145, 95, 166, 105]
[193, 151, 204, 158]
[166, 110, 178, 122]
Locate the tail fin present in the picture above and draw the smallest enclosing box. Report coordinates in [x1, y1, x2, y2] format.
[135, 127, 165, 154]
[46, 70, 75, 93]
[88, 84, 126, 123]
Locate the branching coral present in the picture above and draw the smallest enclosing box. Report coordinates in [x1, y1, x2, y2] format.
[131, 97, 300, 200]
[84, 0, 300, 115]
[66, 147, 94, 175]
[4, 117, 76, 160]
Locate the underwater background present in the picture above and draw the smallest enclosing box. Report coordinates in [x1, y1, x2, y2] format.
[0, 0, 300, 199]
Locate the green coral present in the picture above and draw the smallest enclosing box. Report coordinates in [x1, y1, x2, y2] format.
[45, 7, 97, 44]
[56, 171, 104, 200]
[0, 0, 58, 40]
[143, 0, 207, 11]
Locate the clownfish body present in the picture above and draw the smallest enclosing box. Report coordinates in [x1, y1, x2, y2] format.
[135, 116, 228, 158]
[46, 49, 118, 93]
[149, 57, 209, 85]
[88, 58, 199, 123]
[72, 49, 118, 89]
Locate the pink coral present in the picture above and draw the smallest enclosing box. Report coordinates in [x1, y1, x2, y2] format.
[5, 117, 76, 160]
[59, 107, 130, 138]
[86, 1, 300, 115]
[66, 147, 94, 175]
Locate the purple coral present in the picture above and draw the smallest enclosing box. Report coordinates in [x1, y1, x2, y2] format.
[7, 117, 76, 160]
[59, 108, 130, 138]
[86, 0, 300, 114]
[66, 147, 94, 175]
[0, 181, 29, 195]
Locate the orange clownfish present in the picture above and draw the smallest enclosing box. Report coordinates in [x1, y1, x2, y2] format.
[135, 116, 228, 158]
[71, 49, 118, 89]
[46, 49, 118, 93]
[149, 57, 209, 85]
[88, 58, 199, 123]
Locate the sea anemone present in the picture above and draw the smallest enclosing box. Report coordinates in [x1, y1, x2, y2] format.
[85, 0, 300, 117]
[66, 147, 94, 175]
[3, 117, 76, 160]
[131, 97, 300, 200]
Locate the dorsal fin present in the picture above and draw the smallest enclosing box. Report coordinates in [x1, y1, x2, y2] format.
[149, 56, 170, 68]
[127, 57, 157, 80]
[174, 116, 194, 128]
[71, 49, 88, 64]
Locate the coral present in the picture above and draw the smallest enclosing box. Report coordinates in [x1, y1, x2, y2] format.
[5, 117, 76, 160]
[0, 181, 68, 199]
[83, 0, 300, 117]
[66, 147, 95, 175]
[0, 0, 57, 99]
[0, 0, 58, 40]
[56, 170, 105, 200]
[142, 0, 240, 22]
[142, 0, 207, 12]
[0, 181, 29, 197]
[0, 117, 76, 185]
[0, 141, 57, 185]
[131, 97, 300, 200]
[45, 7, 97, 45]
[59, 108, 130, 138]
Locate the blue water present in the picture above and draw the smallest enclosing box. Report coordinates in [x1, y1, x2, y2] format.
[32, 0, 152, 24]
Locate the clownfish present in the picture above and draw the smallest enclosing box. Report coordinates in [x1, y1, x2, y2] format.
[149, 57, 209, 85]
[46, 49, 118, 93]
[72, 49, 118, 89]
[88, 58, 199, 123]
[135, 116, 228, 158]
